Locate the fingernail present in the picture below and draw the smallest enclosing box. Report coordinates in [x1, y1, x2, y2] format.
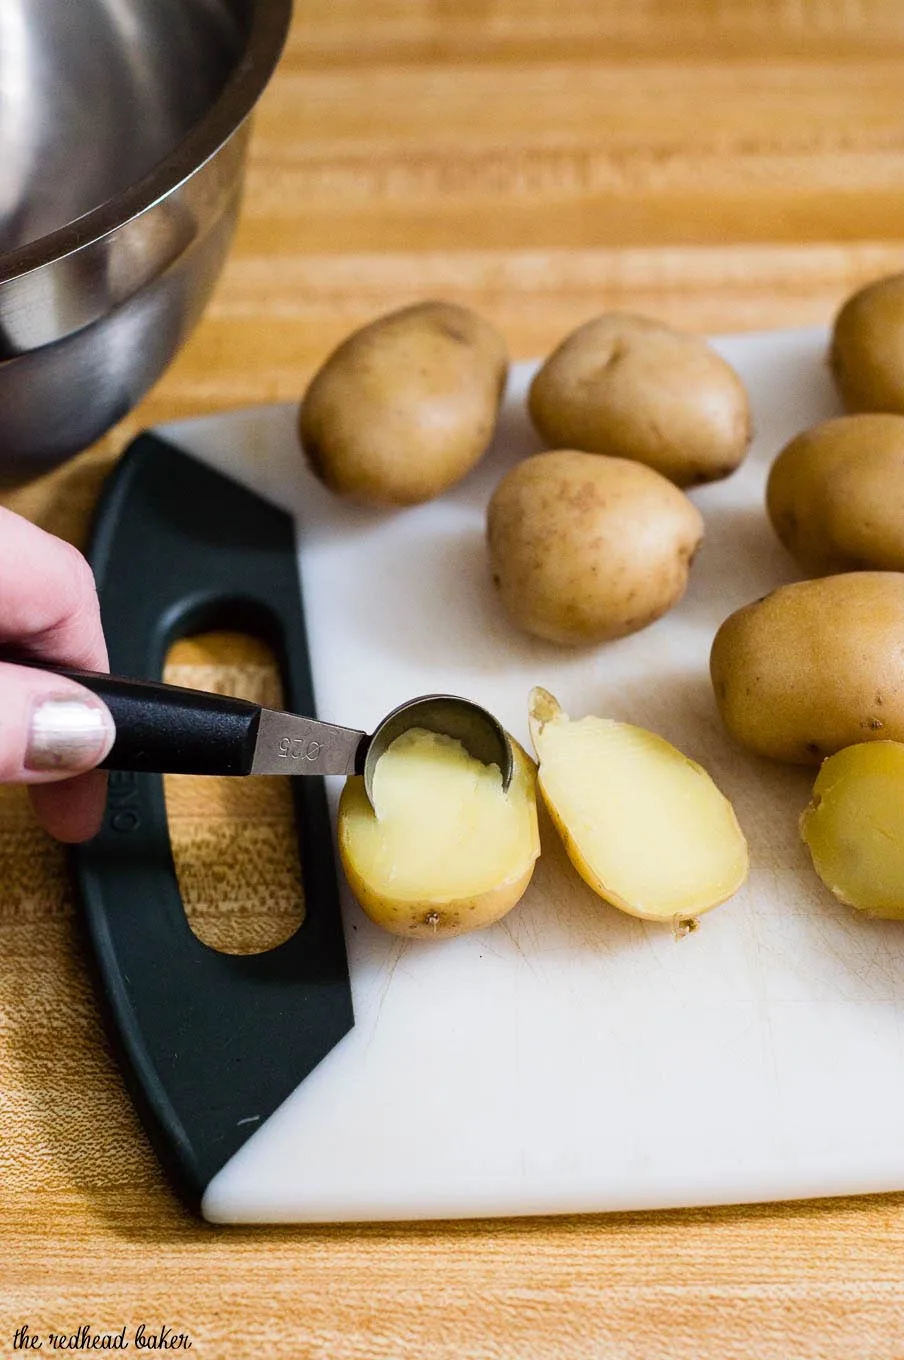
[26, 695, 115, 773]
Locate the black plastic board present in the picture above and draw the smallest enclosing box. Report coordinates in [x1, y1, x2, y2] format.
[70, 434, 354, 1214]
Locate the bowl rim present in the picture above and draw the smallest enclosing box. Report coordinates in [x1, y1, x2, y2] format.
[0, 0, 293, 287]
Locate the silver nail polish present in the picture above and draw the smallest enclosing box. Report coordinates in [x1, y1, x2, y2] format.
[26, 697, 114, 772]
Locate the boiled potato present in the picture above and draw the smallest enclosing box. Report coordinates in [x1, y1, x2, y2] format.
[710, 573, 904, 764]
[299, 300, 508, 505]
[338, 728, 539, 939]
[800, 742, 904, 919]
[486, 449, 703, 646]
[528, 689, 748, 925]
[766, 414, 904, 574]
[528, 313, 751, 487]
[830, 273, 904, 414]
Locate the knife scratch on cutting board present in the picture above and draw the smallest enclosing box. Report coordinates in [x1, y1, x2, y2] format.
[747, 911, 783, 1099]
[807, 892, 894, 999]
[497, 915, 542, 981]
[365, 937, 409, 1049]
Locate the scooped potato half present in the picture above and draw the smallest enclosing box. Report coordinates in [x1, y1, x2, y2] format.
[528, 689, 748, 926]
[711, 573, 904, 764]
[830, 272, 904, 415]
[528, 313, 751, 487]
[800, 742, 904, 919]
[338, 728, 539, 939]
[300, 300, 508, 506]
[487, 449, 703, 646]
[766, 414, 904, 574]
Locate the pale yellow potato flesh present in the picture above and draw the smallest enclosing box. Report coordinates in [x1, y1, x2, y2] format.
[529, 688, 748, 924]
[338, 728, 539, 939]
[800, 742, 904, 919]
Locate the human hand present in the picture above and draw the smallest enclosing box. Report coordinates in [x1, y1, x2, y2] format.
[0, 506, 115, 842]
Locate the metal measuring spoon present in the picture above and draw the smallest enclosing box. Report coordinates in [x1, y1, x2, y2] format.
[251, 693, 513, 805]
[8, 657, 513, 808]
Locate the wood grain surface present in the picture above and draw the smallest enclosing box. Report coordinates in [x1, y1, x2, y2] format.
[4, 2, 904, 1355]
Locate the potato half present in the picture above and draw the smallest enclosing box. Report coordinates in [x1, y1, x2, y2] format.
[528, 688, 748, 925]
[800, 742, 904, 919]
[338, 728, 539, 939]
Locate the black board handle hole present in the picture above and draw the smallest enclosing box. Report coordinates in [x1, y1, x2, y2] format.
[162, 631, 306, 956]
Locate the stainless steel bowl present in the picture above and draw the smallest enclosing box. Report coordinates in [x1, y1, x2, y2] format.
[0, 0, 292, 477]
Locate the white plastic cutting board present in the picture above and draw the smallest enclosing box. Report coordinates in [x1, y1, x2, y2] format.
[158, 327, 904, 1224]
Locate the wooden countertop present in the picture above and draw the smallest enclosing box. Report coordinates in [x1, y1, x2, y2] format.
[5, 2, 904, 1354]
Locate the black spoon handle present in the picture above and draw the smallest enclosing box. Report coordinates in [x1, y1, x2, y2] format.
[4, 657, 262, 775]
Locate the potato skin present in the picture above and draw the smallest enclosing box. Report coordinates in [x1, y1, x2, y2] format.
[487, 449, 704, 646]
[299, 300, 508, 505]
[710, 573, 904, 764]
[340, 827, 536, 940]
[528, 313, 751, 487]
[766, 414, 904, 574]
[830, 273, 904, 414]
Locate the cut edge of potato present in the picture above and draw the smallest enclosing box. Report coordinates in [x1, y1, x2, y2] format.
[800, 741, 904, 920]
[528, 688, 749, 929]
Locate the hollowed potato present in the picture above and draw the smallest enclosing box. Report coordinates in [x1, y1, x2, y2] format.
[338, 728, 539, 939]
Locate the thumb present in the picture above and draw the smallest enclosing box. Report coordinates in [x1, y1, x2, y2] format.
[0, 662, 115, 783]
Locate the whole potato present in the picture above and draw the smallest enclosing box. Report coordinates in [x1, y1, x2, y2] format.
[299, 300, 508, 505]
[830, 273, 904, 414]
[710, 573, 904, 764]
[528, 313, 751, 487]
[487, 449, 704, 646]
[767, 414, 904, 574]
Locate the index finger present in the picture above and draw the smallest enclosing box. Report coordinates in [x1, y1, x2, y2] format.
[0, 507, 108, 670]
